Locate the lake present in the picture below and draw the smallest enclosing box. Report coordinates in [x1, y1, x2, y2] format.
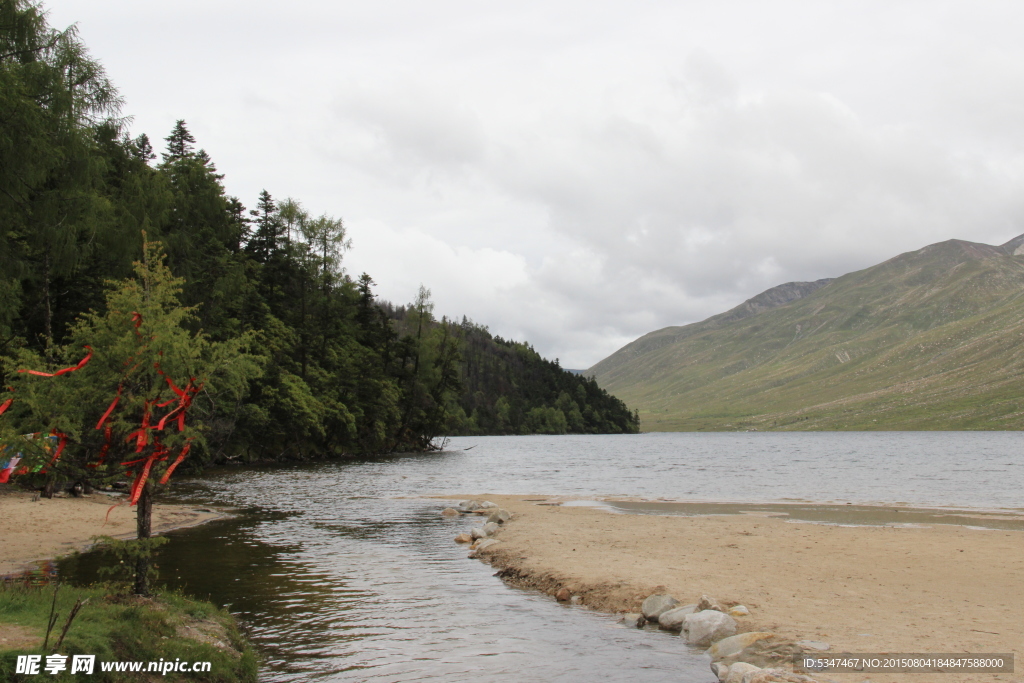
[59, 431, 1024, 681]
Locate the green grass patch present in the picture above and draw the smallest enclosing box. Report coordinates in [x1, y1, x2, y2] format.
[0, 583, 257, 682]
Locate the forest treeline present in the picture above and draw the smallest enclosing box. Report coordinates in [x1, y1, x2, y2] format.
[0, 1, 638, 472]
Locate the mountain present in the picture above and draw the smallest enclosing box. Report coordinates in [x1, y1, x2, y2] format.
[587, 235, 1024, 431]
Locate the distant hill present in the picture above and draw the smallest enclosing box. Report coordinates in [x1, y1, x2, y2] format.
[587, 235, 1024, 431]
[381, 303, 638, 435]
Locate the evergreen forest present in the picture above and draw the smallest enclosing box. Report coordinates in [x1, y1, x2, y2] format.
[0, 0, 638, 482]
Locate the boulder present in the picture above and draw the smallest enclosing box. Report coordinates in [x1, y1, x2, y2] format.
[479, 500, 498, 509]
[742, 669, 819, 683]
[460, 500, 482, 511]
[641, 594, 679, 620]
[711, 661, 730, 682]
[728, 605, 751, 617]
[795, 640, 829, 652]
[683, 610, 737, 647]
[470, 527, 487, 540]
[555, 587, 571, 601]
[618, 613, 646, 628]
[697, 594, 725, 612]
[570, 595, 583, 605]
[474, 538, 500, 551]
[707, 632, 775, 661]
[725, 662, 761, 683]
[454, 533, 473, 544]
[441, 507, 461, 517]
[488, 509, 512, 524]
[658, 604, 697, 631]
[482, 522, 500, 535]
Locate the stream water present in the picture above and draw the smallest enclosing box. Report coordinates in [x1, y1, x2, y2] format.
[55, 431, 1024, 681]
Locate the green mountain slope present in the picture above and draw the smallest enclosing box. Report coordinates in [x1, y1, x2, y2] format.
[588, 236, 1024, 431]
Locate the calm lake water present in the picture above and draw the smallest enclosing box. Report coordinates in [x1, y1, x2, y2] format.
[59, 432, 1024, 681]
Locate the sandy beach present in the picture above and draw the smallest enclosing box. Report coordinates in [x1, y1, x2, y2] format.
[455, 495, 1024, 683]
[0, 485, 224, 576]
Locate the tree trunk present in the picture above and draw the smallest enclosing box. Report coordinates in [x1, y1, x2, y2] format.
[133, 481, 153, 596]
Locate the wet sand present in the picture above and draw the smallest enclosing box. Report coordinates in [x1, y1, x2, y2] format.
[454, 495, 1024, 683]
[0, 486, 224, 575]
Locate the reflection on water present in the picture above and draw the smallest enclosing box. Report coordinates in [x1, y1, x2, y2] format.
[54, 432, 1024, 680]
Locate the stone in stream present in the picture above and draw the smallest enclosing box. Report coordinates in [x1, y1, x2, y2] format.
[706, 632, 775, 661]
[454, 533, 473, 544]
[657, 604, 697, 631]
[555, 587, 571, 602]
[459, 500, 482, 512]
[682, 610, 737, 647]
[641, 594, 679, 620]
[482, 522, 500, 536]
[479, 501, 498, 509]
[441, 507, 460, 517]
[470, 527, 487, 540]
[618, 613, 646, 628]
[697, 594, 725, 612]
[569, 595, 583, 605]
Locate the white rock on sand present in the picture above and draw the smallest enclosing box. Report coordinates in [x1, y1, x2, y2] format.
[683, 610, 737, 646]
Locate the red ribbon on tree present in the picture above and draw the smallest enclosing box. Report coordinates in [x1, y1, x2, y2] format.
[17, 346, 92, 377]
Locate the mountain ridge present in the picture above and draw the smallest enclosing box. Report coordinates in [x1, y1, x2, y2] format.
[588, 234, 1024, 431]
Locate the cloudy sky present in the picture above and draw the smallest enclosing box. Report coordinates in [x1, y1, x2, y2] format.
[47, 0, 1024, 367]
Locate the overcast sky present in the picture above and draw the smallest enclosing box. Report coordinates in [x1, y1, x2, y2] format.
[46, 0, 1024, 367]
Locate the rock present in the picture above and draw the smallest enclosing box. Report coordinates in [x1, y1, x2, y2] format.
[474, 538, 500, 551]
[460, 500, 482, 511]
[683, 610, 737, 647]
[725, 662, 761, 683]
[618, 613, 646, 628]
[570, 595, 583, 605]
[728, 605, 751, 617]
[718, 637, 804, 671]
[697, 594, 725, 612]
[641, 594, 679, 620]
[707, 632, 775, 660]
[555, 587, 571, 601]
[711, 661, 730, 682]
[795, 640, 829, 652]
[487, 508, 512, 524]
[482, 522, 500, 535]
[742, 669, 819, 683]
[454, 533, 473, 543]
[470, 526, 487, 539]
[479, 500, 498, 509]
[441, 507, 460, 517]
[658, 604, 698, 631]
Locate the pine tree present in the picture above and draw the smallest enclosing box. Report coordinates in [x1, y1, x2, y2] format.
[162, 119, 196, 163]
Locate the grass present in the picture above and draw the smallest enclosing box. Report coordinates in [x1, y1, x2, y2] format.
[0, 582, 258, 682]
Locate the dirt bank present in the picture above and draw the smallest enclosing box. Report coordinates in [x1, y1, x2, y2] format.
[0, 485, 225, 575]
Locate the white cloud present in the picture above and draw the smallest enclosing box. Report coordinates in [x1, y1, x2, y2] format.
[41, 0, 1024, 367]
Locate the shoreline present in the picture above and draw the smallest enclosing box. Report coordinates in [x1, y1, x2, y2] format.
[446, 494, 1024, 683]
[0, 485, 228, 576]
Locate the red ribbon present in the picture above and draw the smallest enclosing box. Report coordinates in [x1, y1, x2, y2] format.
[159, 441, 191, 484]
[18, 346, 92, 377]
[0, 398, 12, 416]
[96, 387, 122, 429]
[128, 454, 157, 506]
